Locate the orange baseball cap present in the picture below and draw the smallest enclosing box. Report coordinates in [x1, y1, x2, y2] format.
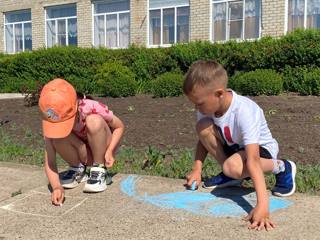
[39, 78, 77, 138]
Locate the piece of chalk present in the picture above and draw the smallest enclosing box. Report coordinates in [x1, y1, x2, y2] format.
[190, 181, 197, 191]
[59, 203, 63, 207]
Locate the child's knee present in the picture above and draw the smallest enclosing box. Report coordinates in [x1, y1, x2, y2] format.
[85, 114, 105, 134]
[196, 118, 214, 138]
[223, 160, 242, 179]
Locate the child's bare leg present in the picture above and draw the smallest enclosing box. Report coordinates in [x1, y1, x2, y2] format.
[85, 114, 112, 165]
[196, 118, 275, 179]
[196, 117, 227, 164]
[222, 151, 275, 179]
[52, 133, 89, 166]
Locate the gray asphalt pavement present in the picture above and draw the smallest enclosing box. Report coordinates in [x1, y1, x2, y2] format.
[0, 162, 319, 240]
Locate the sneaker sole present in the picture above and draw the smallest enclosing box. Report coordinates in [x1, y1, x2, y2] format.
[83, 182, 107, 193]
[273, 160, 296, 197]
[202, 179, 243, 190]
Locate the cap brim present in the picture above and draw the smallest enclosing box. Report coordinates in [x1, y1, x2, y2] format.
[42, 115, 75, 138]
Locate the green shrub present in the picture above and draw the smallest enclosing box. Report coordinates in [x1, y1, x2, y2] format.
[151, 72, 184, 97]
[2, 29, 320, 95]
[230, 69, 283, 96]
[281, 66, 320, 95]
[136, 80, 153, 94]
[95, 62, 137, 97]
[304, 69, 320, 95]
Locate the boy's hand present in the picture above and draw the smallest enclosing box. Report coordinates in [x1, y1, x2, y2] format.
[105, 150, 115, 168]
[186, 169, 202, 188]
[51, 186, 65, 206]
[244, 205, 275, 231]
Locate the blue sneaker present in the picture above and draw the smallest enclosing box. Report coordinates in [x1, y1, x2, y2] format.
[272, 160, 296, 197]
[203, 172, 243, 189]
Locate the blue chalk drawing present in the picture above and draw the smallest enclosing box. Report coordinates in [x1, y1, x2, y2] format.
[120, 175, 293, 218]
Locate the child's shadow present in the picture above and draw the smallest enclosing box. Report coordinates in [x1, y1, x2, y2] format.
[210, 187, 255, 214]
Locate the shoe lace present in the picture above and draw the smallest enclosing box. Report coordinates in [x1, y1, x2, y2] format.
[90, 171, 104, 180]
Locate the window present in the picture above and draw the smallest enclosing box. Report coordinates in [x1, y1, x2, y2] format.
[46, 4, 77, 47]
[287, 0, 320, 32]
[149, 0, 190, 46]
[4, 10, 32, 53]
[93, 0, 130, 48]
[212, 0, 260, 41]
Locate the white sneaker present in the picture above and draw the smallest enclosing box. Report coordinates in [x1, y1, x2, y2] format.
[83, 166, 108, 193]
[60, 166, 87, 189]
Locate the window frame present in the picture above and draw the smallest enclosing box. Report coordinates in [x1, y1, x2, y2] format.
[4, 10, 32, 54]
[285, 0, 320, 33]
[45, 4, 77, 48]
[148, 3, 190, 47]
[210, 0, 261, 42]
[92, 1, 130, 49]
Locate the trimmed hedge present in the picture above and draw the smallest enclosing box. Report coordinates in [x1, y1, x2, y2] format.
[229, 69, 283, 96]
[151, 72, 184, 97]
[1, 29, 320, 96]
[281, 66, 320, 95]
[95, 62, 137, 97]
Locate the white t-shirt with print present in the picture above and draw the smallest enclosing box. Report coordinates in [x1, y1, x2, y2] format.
[197, 90, 279, 159]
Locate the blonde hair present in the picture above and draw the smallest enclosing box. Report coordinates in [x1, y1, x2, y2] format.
[183, 60, 228, 95]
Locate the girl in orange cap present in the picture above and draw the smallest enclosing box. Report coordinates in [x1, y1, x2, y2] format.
[39, 78, 124, 206]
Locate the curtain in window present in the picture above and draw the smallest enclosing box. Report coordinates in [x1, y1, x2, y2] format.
[288, 0, 305, 32]
[213, 2, 227, 41]
[24, 22, 32, 51]
[229, 1, 243, 40]
[47, 20, 56, 47]
[149, 10, 161, 45]
[245, 0, 260, 39]
[177, 7, 189, 43]
[119, 13, 130, 48]
[94, 16, 105, 47]
[307, 0, 320, 29]
[163, 8, 175, 44]
[106, 14, 117, 48]
[57, 19, 67, 46]
[5, 25, 14, 53]
[14, 23, 23, 52]
[68, 18, 77, 46]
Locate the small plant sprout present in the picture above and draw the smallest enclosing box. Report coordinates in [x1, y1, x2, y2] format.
[268, 109, 277, 116]
[127, 105, 135, 112]
[11, 189, 22, 197]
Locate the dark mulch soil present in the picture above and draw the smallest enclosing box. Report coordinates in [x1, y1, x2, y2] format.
[0, 94, 319, 165]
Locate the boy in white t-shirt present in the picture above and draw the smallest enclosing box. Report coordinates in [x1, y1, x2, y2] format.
[184, 60, 296, 231]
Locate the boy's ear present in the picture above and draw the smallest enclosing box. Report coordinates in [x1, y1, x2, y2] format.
[214, 89, 224, 98]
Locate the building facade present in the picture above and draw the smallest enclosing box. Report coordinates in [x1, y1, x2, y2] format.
[0, 0, 319, 54]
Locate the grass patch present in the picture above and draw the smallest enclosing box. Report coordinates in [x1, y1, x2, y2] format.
[0, 129, 319, 194]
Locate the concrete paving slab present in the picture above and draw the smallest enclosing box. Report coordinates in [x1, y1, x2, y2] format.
[0, 163, 47, 202]
[0, 162, 320, 240]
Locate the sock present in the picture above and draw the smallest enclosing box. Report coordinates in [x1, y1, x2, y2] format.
[77, 162, 85, 170]
[272, 159, 285, 174]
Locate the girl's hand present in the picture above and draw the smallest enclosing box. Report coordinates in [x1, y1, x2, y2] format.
[244, 205, 275, 231]
[105, 150, 115, 168]
[51, 186, 65, 206]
